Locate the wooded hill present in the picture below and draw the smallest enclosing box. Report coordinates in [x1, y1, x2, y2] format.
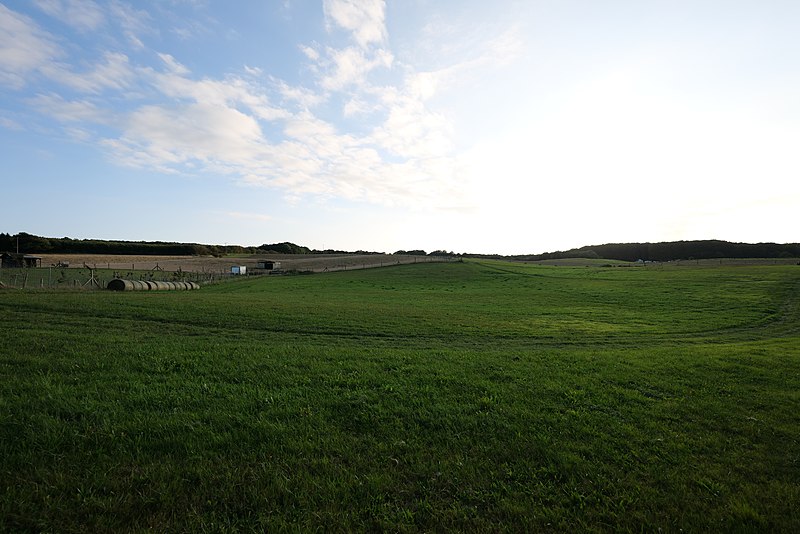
[3, 233, 798, 261]
[0, 233, 378, 257]
[507, 240, 800, 262]
[1, 233, 251, 256]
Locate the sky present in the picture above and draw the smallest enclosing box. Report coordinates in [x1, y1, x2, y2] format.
[1, 0, 798, 255]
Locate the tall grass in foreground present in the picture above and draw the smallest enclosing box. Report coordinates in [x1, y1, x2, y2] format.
[1, 260, 798, 531]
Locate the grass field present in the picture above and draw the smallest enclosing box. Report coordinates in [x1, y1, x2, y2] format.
[1, 260, 799, 531]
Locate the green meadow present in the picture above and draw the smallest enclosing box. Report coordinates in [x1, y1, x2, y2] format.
[1, 260, 798, 531]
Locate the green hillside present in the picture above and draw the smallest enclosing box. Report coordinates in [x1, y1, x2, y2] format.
[1, 261, 798, 531]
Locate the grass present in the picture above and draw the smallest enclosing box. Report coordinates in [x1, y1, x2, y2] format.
[1, 260, 799, 531]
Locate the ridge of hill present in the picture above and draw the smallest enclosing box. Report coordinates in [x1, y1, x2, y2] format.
[506, 239, 800, 262]
[0, 233, 380, 257]
[2, 233, 798, 262]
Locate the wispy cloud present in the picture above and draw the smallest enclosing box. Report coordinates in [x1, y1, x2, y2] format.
[0, 116, 23, 130]
[110, 1, 481, 210]
[299, 44, 320, 62]
[108, 0, 152, 49]
[320, 45, 393, 90]
[0, 5, 61, 88]
[323, 0, 387, 49]
[28, 93, 109, 123]
[157, 53, 190, 76]
[275, 79, 325, 109]
[112, 102, 265, 168]
[0, 4, 138, 92]
[1, 1, 508, 212]
[34, 0, 105, 32]
[40, 51, 134, 93]
[170, 17, 215, 42]
[243, 65, 262, 77]
[369, 97, 454, 159]
[147, 61, 291, 121]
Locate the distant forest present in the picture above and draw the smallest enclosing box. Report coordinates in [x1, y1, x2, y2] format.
[2, 233, 798, 261]
[0, 233, 380, 257]
[505, 240, 800, 263]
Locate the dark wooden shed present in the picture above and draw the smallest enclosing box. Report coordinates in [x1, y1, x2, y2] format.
[257, 260, 281, 270]
[1, 253, 42, 268]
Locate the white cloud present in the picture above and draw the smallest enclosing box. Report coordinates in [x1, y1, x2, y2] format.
[34, 0, 105, 32]
[169, 16, 214, 42]
[101, 137, 183, 174]
[2, 1, 494, 213]
[28, 93, 108, 123]
[311, 1, 394, 93]
[276, 79, 325, 109]
[343, 96, 378, 117]
[65, 126, 92, 141]
[108, 0, 152, 49]
[323, 0, 387, 49]
[356, 67, 462, 161]
[124, 31, 144, 49]
[284, 112, 344, 149]
[0, 5, 61, 88]
[101, 3, 471, 210]
[0, 116, 23, 130]
[171, 27, 194, 41]
[370, 97, 453, 159]
[100, 65, 465, 209]
[119, 102, 265, 165]
[299, 44, 320, 61]
[148, 66, 291, 122]
[157, 53, 190, 75]
[320, 46, 393, 90]
[39, 51, 134, 93]
[103, 100, 265, 175]
[407, 71, 440, 101]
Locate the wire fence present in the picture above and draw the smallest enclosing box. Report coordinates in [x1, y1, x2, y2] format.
[0, 256, 461, 290]
[0, 266, 221, 290]
[294, 255, 460, 274]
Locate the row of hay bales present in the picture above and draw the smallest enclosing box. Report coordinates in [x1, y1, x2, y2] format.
[107, 279, 200, 291]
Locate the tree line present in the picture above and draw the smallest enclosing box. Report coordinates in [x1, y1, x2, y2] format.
[506, 240, 800, 262]
[0, 233, 252, 257]
[0, 233, 385, 257]
[4, 233, 797, 261]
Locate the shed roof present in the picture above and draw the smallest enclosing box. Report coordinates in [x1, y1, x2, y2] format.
[1, 252, 42, 259]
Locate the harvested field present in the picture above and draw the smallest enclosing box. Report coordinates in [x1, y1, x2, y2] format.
[36, 253, 454, 274]
[0, 254, 457, 290]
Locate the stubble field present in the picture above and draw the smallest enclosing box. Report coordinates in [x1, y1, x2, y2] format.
[1, 259, 798, 531]
[34, 253, 447, 274]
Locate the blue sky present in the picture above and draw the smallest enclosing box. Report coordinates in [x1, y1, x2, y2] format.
[1, 0, 798, 254]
